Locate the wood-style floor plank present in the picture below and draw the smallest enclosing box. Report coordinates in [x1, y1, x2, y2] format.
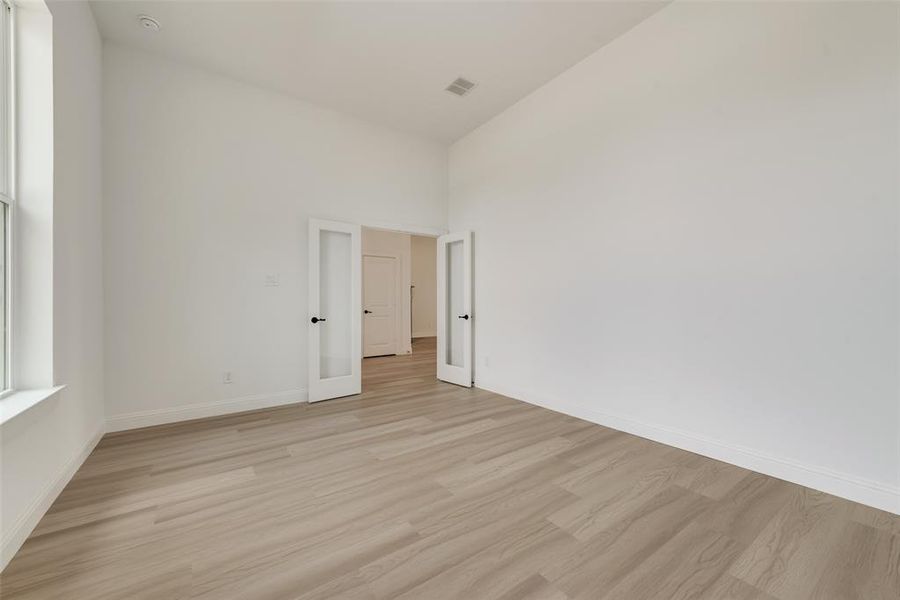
[1, 337, 897, 599]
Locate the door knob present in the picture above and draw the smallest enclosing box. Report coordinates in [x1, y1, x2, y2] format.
[364, 310, 372, 314]
[458, 314, 469, 320]
[311, 317, 326, 324]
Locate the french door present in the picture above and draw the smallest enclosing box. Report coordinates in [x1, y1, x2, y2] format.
[308, 219, 362, 402]
[436, 231, 472, 387]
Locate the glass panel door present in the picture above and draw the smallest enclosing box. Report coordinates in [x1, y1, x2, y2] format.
[308, 219, 361, 402]
[437, 231, 472, 387]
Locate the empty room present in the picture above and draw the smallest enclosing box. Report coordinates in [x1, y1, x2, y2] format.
[0, 0, 898, 598]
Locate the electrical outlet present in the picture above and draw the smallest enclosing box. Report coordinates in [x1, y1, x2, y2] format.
[482, 356, 490, 368]
[264, 273, 280, 287]
[223, 371, 233, 384]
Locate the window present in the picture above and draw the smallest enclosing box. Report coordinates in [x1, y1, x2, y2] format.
[0, 0, 12, 394]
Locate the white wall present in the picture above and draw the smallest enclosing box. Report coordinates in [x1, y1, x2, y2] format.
[411, 235, 437, 338]
[1, 0, 105, 569]
[362, 228, 412, 355]
[103, 44, 447, 430]
[449, 1, 900, 513]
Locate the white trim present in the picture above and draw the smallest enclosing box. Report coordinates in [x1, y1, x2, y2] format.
[359, 220, 445, 239]
[2, 197, 12, 394]
[0, 423, 104, 571]
[105, 389, 307, 432]
[0, 384, 63, 426]
[1, 0, 15, 394]
[476, 376, 900, 516]
[412, 331, 436, 339]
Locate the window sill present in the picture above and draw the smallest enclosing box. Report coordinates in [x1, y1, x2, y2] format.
[0, 386, 66, 427]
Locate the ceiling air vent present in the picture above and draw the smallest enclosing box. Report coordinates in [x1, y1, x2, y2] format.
[445, 77, 477, 97]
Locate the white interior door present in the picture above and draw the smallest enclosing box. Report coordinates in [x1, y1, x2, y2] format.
[437, 231, 472, 387]
[363, 255, 399, 357]
[308, 219, 361, 402]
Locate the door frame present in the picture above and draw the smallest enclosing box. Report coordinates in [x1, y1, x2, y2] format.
[359, 221, 445, 239]
[359, 222, 444, 359]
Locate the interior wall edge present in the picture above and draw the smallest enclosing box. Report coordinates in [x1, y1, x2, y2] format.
[475, 376, 900, 516]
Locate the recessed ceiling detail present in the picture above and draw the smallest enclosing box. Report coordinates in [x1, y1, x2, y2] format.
[137, 15, 160, 32]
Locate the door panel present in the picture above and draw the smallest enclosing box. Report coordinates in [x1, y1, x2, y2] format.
[308, 219, 361, 402]
[363, 255, 398, 357]
[437, 231, 472, 387]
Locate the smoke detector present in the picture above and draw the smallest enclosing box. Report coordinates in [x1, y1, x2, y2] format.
[138, 15, 161, 32]
[445, 77, 477, 97]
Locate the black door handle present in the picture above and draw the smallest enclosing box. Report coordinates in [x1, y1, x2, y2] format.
[311, 317, 326, 324]
[458, 314, 469, 320]
[364, 310, 372, 314]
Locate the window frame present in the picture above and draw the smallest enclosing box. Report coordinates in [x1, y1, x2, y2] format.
[0, 0, 15, 397]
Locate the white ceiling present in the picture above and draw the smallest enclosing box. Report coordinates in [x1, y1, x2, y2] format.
[90, 1, 668, 143]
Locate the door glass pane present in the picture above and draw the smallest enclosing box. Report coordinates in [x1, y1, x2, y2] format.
[319, 230, 352, 379]
[445, 239, 464, 367]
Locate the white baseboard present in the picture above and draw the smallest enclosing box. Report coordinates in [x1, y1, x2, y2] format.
[106, 389, 307, 432]
[412, 331, 436, 339]
[1, 424, 105, 571]
[476, 377, 900, 516]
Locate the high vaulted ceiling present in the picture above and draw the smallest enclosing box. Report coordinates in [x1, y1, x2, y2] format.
[90, 1, 668, 143]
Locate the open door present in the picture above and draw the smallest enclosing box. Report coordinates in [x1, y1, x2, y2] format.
[437, 231, 472, 387]
[308, 219, 361, 402]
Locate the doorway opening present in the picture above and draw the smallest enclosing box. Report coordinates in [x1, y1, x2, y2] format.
[361, 227, 437, 392]
[307, 219, 471, 403]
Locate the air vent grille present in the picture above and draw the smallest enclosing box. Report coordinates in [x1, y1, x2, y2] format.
[445, 77, 477, 97]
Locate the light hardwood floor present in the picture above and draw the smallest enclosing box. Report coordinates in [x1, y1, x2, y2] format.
[2, 337, 898, 599]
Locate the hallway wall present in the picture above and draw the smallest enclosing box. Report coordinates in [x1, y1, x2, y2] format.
[411, 235, 437, 338]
